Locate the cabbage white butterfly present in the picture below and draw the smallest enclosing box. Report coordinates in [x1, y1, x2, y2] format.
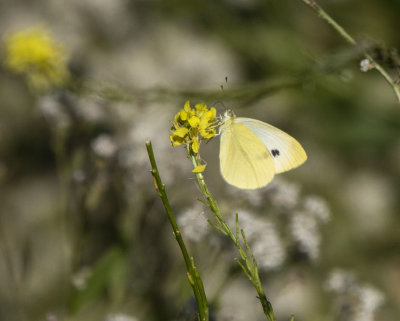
[219, 110, 307, 189]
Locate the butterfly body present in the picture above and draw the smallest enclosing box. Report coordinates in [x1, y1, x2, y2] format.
[219, 110, 307, 189]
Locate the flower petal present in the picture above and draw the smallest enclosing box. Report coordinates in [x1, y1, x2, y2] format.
[184, 100, 191, 112]
[188, 116, 200, 128]
[195, 103, 207, 112]
[192, 164, 206, 173]
[192, 137, 200, 153]
[173, 127, 189, 138]
[180, 109, 188, 121]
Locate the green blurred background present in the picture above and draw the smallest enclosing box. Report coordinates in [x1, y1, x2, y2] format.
[0, 1, 399, 321]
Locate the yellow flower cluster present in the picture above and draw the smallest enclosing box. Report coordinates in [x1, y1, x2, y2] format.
[170, 101, 217, 154]
[3, 26, 69, 91]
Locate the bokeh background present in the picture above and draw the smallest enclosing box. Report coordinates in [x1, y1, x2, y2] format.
[0, 1, 399, 321]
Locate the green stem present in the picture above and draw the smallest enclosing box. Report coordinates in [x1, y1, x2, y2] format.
[146, 141, 209, 321]
[300, 0, 400, 103]
[189, 153, 276, 321]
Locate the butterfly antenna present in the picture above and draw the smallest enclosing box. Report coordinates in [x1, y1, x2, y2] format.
[213, 76, 230, 112]
[220, 76, 228, 92]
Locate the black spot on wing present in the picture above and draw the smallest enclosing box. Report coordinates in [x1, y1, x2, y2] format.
[271, 149, 280, 157]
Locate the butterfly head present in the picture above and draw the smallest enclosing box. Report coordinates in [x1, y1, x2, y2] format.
[222, 109, 236, 122]
[217, 109, 236, 135]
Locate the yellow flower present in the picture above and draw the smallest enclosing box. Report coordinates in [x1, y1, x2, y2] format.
[172, 127, 189, 138]
[205, 107, 216, 119]
[170, 101, 217, 154]
[192, 164, 206, 173]
[3, 26, 69, 92]
[195, 103, 207, 113]
[200, 128, 216, 139]
[189, 127, 199, 138]
[170, 125, 189, 146]
[188, 116, 200, 128]
[170, 135, 185, 146]
[192, 137, 200, 153]
[184, 100, 192, 112]
[174, 112, 180, 123]
[199, 117, 209, 132]
[179, 109, 188, 121]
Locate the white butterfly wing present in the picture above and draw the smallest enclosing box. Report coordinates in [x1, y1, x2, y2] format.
[236, 117, 307, 174]
[220, 120, 275, 189]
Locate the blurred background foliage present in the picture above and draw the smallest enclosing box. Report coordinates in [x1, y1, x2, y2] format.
[0, 0, 399, 321]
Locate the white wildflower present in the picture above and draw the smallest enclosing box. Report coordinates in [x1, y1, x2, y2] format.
[218, 278, 261, 321]
[227, 185, 263, 207]
[77, 97, 107, 123]
[91, 134, 117, 158]
[325, 269, 356, 293]
[252, 224, 286, 270]
[303, 195, 331, 222]
[37, 94, 71, 128]
[177, 204, 209, 242]
[290, 211, 320, 261]
[122, 103, 188, 185]
[360, 59, 373, 72]
[267, 178, 300, 209]
[352, 285, 384, 321]
[229, 210, 260, 236]
[229, 210, 285, 270]
[325, 270, 384, 321]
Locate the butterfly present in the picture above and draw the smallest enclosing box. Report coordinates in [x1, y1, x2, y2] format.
[219, 110, 307, 189]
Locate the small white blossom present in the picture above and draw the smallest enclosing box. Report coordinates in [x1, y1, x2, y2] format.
[267, 178, 300, 209]
[290, 211, 320, 261]
[229, 210, 285, 270]
[91, 134, 117, 158]
[38, 95, 71, 128]
[218, 278, 262, 321]
[325, 269, 356, 293]
[360, 59, 373, 72]
[227, 186, 263, 207]
[303, 195, 331, 222]
[325, 270, 384, 321]
[123, 103, 186, 185]
[353, 285, 384, 321]
[230, 210, 260, 236]
[77, 97, 107, 123]
[177, 204, 209, 242]
[252, 225, 286, 270]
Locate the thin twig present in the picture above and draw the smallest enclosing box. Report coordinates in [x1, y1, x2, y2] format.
[189, 152, 276, 321]
[299, 0, 400, 103]
[146, 141, 209, 321]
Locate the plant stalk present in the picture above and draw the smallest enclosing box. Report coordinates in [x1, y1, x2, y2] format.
[299, 0, 400, 103]
[189, 152, 276, 321]
[146, 141, 209, 321]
